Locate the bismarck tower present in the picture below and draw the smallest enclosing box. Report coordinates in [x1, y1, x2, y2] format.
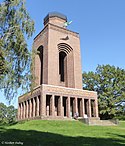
[33, 12, 82, 89]
[18, 12, 99, 120]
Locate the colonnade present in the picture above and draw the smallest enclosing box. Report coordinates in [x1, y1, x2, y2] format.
[18, 94, 98, 120]
[45, 95, 98, 118]
[18, 96, 40, 120]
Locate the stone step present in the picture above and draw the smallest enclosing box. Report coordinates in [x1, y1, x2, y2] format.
[89, 120, 116, 126]
[78, 118, 119, 126]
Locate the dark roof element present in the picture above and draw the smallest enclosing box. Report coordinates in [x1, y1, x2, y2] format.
[44, 12, 67, 22]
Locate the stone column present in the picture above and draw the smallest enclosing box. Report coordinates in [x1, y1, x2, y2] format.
[26, 100, 28, 119]
[22, 102, 23, 119]
[36, 96, 40, 116]
[41, 93, 46, 116]
[74, 97, 78, 114]
[51, 94, 55, 116]
[82, 98, 85, 117]
[23, 102, 25, 119]
[72, 98, 75, 116]
[59, 96, 63, 117]
[33, 97, 35, 117]
[88, 99, 91, 117]
[67, 96, 70, 117]
[20, 103, 22, 119]
[95, 99, 99, 117]
[27, 100, 29, 118]
[29, 99, 32, 118]
[79, 98, 84, 117]
[39, 95, 41, 116]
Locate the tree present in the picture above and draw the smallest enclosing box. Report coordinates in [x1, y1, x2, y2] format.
[0, 0, 35, 101]
[0, 102, 7, 123]
[6, 105, 17, 123]
[0, 103, 17, 123]
[0, 102, 17, 123]
[83, 65, 125, 119]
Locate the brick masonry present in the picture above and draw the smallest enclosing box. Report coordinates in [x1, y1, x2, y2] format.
[18, 12, 99, 120]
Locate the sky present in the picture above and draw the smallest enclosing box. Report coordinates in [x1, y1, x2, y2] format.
[0, 0, 125, 107]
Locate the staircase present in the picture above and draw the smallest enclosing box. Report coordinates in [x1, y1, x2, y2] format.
[78, 117, 119, 126]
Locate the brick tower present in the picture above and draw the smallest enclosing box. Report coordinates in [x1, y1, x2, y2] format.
[18, 12, 99, 120]
[33, 12, 82, 89]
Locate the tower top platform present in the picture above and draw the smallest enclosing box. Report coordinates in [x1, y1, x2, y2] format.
[44, 12, 67, 26]
[44, 12, 67, 23]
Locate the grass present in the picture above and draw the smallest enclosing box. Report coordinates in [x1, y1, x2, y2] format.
[0, 120, 125, 146]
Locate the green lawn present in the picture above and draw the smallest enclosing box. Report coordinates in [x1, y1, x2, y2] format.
[0, 120, 125, 146]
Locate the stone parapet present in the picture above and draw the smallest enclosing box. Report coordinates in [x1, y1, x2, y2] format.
[18, 84, 97, 104]
[42, 84, 97, 99]
[18, 85, 41, 103]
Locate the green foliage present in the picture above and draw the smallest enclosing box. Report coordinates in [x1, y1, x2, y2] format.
[0, 0, 35, 100]
[0, 102, 17, 124]
[0, 102, 7, 123]
[6, 105, 17, 123]
[83, 64, 125, 119]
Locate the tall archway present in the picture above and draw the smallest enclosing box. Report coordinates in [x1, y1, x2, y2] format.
[59, 51, 67, 82]
[58, 43, 74, 87]
[37, 46, 43, 85]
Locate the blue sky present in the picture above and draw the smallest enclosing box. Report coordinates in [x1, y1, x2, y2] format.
[26, 0, 125, 71]
[0, 0, 125, 107]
